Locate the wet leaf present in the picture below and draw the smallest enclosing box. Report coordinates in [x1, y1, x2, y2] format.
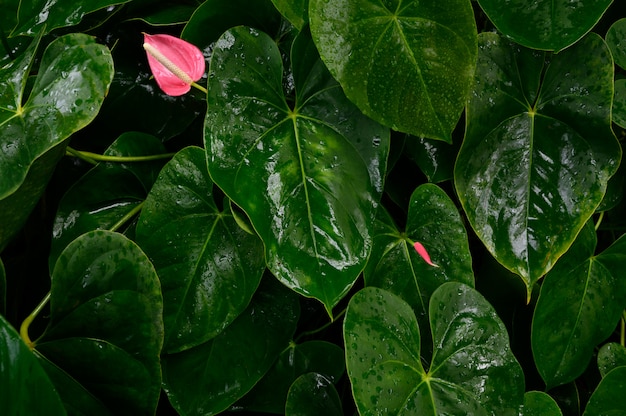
[36, 230, 163, 415]
[532, 223, 626, 388]
[162, 277, 300, 416]
[477, 0, 612, 52]
[0, 314, 66, 415]
[613, 79, 626, 129]
[136, 146, 265, 353]
[310, 0, 477, 141]
[598, 343, 626, 378]
[12, 0, 130, 36]
[271, 0, 308, 31]
[344, 284, 524, 415]
[205, 27, 389, 313]
[606, 18, 626, 70]
[285, 373, 343, 416]
[455, 33, 620, 296]
[0, 33, 114, 251]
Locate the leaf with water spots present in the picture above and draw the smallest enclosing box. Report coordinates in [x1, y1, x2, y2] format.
[455, 33, 620, 297]
[344, 283, 524, 415]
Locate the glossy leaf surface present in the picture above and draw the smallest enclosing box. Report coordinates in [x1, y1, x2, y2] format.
[477, 0, 612, 52]
[205, 27, 389, 313]
[0, 33, 114, 250]
[50, 132, 167, 269]
[613, 79, 626, 129]
[0, 314, 66, 415]
[532, 223, 626, 388]
[365, 184, 473, 349]
[582, 367, 626, 415]
[237, 340, 345, 413]
[310, 0, 477, 141]
[455, 33, 619, 295]
[344, 284, 524, 415]
[36, 230, 163, 415]
[12, 0, 129, 36]
[285, 373, 343, 416]
[598, 343, 626, 378]
[136, 146, 265, 353]
[162, 277, 300, 416]
[522, 391, 562, 416]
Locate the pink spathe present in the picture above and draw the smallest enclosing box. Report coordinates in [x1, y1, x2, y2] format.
[413, 241, 437, 267]
[143, 33, 205, 96]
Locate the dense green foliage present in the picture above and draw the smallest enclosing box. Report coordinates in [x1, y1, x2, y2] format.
[1, 0, 626, 414]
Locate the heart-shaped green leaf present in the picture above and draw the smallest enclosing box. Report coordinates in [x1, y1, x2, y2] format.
[12, 0, 130, 36]
[522, 391, 562, 416]
[35, 230, 163, 415]
[136, 146, 265, 353]
[364, 184, 473, 353]
[205, 27, 389, 313]
[598, 343, 626, 378]
[162, 277, 300, 416]
[344, 284, 524, 415]
[0, 314, 66, 415]
[532, 222, 626, 388]
[477, 0, 612, 52]
[582, 367, 626, 415]
[310, 0, 477, 141]
[50, 132, 168, 269]
[236, 340, 345, 413]
[285, 373, 343, 416]
[455, 33, 620, 297]
[0, 33, 114, 251]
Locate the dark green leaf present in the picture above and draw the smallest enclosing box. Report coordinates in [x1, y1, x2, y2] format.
[128, 3, 196, 26]
[36, 230, 163, 415]
[205, 27, 389, 313]
[310, 0, 477, 141]
[136, 146, 265, 353]
[522, 391, 562, 416]
[344, 284, 524, 415]
[50, 132, 167, 269]
[12, 0, 130, 36]
[162, 277, 300, 416]
[477, 0, 612, 52]
[598, 343, 626, 378]
[532, 223, 626, 388]
[236, 340, 345, 413]
[0, 314, 66, 415]
[455, 33, 620, 296]
[271, 0, 308, 31]
[404, 135, 460, 183]
[0, 257, 5, 315]
[181, 0, 282, 53]
[365, 184, 473, 353]
[0, 33, 114, 251]
[582, 367, 626, 415]
[285, 373, 343, 416]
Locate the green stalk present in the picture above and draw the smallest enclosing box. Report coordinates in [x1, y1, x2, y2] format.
[19, 292, 50, 349]
[66, 146, 175, 163]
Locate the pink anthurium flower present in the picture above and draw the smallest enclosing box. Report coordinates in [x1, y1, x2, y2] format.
[143, 33, 206, 96]
[413, 241, 438, 267]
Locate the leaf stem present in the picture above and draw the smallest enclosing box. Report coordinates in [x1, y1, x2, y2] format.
[191, 81, 208, 94]
[595, 211, 604, 231]
[66, 146, 176, 163]
[109, 201, 145, 233]
[19, 292, 50, 349]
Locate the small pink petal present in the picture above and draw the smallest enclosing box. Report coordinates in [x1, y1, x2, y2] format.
[413, 241, 437, 267]
[143, 33, 205, 96]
